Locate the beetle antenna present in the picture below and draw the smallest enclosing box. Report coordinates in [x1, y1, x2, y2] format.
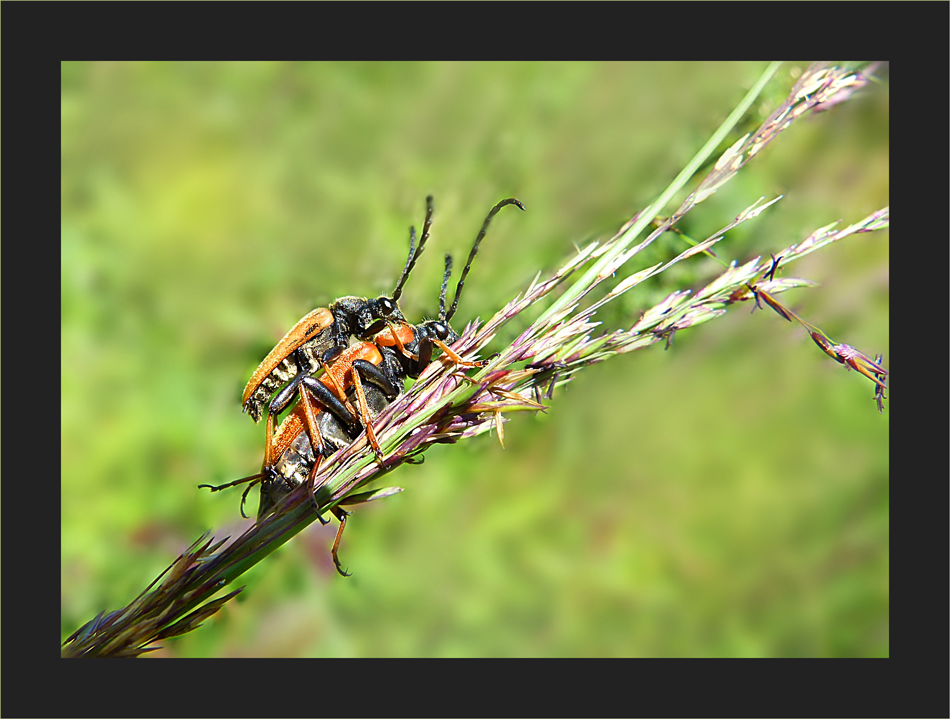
[393, 195, 435, 301]
[446, 197, 525, 321]
[393, 226, 416, 302]
[438, 254, 453, 320]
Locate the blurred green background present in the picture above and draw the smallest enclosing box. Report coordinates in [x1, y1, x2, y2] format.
[62, 62, 888, 657]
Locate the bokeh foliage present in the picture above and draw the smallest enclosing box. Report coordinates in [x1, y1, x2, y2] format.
[62, 61, 888, 657]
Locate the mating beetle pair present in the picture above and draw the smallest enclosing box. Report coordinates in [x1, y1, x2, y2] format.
[205, 196, 525, 574]
[255, 259, 484, 576]
[239, 196, 433, 424]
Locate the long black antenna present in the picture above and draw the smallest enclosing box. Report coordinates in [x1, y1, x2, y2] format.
[392, 195, 435, 301]
[445, 197, 525, 321]
[393, 226, 416, 301]
[438, 254, 453, 320]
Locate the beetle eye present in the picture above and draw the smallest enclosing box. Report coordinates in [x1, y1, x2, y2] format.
[379, 297, 395, 315]
[434, 321, 450, 340]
